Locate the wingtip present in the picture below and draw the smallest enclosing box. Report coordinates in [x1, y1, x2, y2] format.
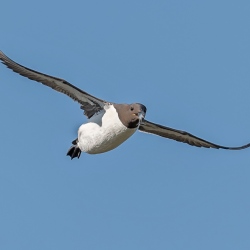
[227, 142, 250, 150]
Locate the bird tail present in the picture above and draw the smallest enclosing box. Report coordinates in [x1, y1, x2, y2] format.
[66, 139, 81, 160]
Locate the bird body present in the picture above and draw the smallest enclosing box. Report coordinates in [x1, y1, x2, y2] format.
[77, 104, 137, 154]
[1, 50, 250, 160]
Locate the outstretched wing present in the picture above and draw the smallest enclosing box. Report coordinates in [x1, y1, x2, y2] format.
[0, 51, 107, 118]
[139, 119, 250, 150]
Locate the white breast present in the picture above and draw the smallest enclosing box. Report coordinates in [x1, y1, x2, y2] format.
[77, 105, 137, 154]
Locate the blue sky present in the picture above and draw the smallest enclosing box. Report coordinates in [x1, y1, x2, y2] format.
[1, 0, 250, 249]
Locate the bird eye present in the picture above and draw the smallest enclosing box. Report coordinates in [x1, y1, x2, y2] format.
[130, 106, 134, 111]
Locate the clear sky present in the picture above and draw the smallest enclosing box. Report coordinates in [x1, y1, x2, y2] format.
[1, 1, 250, 249]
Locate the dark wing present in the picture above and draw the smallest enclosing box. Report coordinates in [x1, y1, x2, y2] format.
[139, 119, 250, 150]
[0, 51, 107, 118]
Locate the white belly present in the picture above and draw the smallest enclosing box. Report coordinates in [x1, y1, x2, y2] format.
[77, 105, 137, 154]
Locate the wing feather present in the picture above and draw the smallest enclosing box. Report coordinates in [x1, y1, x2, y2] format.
[0, 51, 107, 118]
[139, 119, 250, 150]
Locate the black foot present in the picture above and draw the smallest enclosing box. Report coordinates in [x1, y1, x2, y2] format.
[67, 145, 81, 160]
[72, 138, 78, 145]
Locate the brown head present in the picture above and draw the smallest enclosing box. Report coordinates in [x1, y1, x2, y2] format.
[113, 103, 147, 129]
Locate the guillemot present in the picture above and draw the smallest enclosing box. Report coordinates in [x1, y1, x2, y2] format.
[1, 51, 249, 159]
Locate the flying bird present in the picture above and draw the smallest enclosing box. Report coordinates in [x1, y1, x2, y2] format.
[1, 51, 250, 159]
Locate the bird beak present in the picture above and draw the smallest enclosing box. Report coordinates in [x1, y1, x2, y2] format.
[138, 111, 145, 121]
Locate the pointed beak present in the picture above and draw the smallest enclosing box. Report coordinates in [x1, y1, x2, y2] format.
[138, 110, 145, 121]
[138, 104, 146, 120]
